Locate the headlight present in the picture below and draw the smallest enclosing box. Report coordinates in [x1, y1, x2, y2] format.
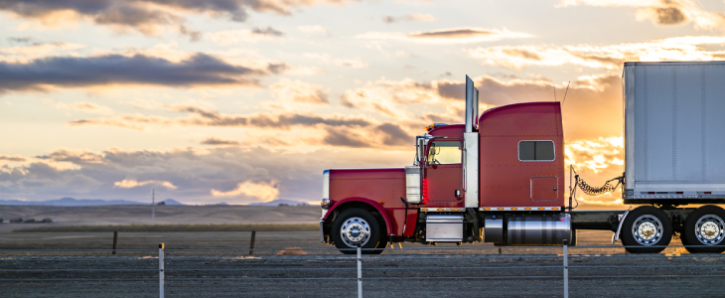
[321, 198, 330, 210]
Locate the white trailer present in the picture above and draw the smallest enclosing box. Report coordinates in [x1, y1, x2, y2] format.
[613, 61, 725, 253]
[623, 61, 725, 202]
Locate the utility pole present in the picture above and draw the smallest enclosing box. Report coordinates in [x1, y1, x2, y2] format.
[152, 188, 155, 226]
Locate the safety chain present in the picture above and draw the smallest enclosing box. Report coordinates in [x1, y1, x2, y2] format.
[568, 165, 623, 209]
[576, 175, 622, 196]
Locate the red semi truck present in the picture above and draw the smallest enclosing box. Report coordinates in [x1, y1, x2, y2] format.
[320, 62, 725, 254]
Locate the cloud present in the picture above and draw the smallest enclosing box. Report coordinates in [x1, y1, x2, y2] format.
[298, 25, 329, 34]
[43, 100, 114, 115]
[301, 53, 369, 68]
[205, 27, 284, 45]
[0, 155, 26, 162]
[358, 27, 531, 44]
[3, 145, 390, 204]
[200, 137, 240, 146]
[270, 78, 329, 104]
[0, 0, 358, 39]
[467, 36, 725, 70]
[382, 13, 435, 23]
[560, 0, 725, 29]
[340, 77, 444, 118]
[69, 107, 372, 130]
[0, 53, 269, 93]
[114, 179, 177, 189]
[321, 127, 372, 148]
[376, 123, 411, 146]
[211, 180, 279, 202]
[252, 26, 283, 36]
[0, 42, 87, 63]
[7, 37, 36, 44]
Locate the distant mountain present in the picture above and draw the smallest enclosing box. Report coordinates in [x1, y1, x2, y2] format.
[0, 197, 148, 206]
[157, 199, 185, 206]
[248, 199, 311, 206]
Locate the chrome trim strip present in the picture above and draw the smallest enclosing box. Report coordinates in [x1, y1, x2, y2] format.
[478, 207, 562, 211]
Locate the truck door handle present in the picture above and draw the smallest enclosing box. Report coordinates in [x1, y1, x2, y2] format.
[553, 187, 557, 191]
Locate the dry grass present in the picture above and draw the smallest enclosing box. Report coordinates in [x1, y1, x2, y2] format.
[12, 223, 319, 233]
[276, 247, 307, 255]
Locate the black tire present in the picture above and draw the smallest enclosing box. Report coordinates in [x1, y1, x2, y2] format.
[621, 206, 672, 254]
[331, 209, 387, 254]
[682, 205, 725, 254]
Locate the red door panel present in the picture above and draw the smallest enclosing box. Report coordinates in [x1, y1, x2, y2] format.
[530, 176, 558, 201]
[425, 164, 464, 205]
[423, 139, 464, 207]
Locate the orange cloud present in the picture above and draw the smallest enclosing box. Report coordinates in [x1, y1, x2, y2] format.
[114, 179, 177, 189]
[560, 0, 725, 30]
[357, 27, 532, 44]
[211, 180, 279, 202]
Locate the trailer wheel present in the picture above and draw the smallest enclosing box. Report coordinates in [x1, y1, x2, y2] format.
[620, 206, 672, 253]
[681, 206, 725, 254]
[331, 208, 387, 254]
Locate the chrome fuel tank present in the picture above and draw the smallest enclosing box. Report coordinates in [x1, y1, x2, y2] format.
[507, 213, 571, 245]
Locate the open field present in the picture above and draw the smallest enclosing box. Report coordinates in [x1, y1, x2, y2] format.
[0, 205, 321, 227]
[11, 223, 319, 233]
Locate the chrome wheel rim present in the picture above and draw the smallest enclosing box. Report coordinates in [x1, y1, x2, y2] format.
[694, 214, 725, 245]
[632, 215, 663, 246]
[340, 217, 371, 247]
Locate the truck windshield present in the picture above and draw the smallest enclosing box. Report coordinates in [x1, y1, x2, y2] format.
[428, 141, 462, 165]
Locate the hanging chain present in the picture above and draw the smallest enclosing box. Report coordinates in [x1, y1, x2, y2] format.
[570, 166, 623, 197]
[576, 176, 621, 196]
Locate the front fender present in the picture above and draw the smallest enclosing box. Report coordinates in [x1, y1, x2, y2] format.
[323, 197, 393, 236]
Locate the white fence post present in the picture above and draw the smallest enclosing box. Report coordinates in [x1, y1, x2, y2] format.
[563, 240, 568, 298]
[159, 243, 165, 298]
[357, 246, 363, 298]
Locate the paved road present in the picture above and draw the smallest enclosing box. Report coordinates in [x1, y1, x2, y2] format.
[2, 249, 725, 297]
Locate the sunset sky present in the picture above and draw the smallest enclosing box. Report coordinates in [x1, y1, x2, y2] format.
[2, 0, 725, 205]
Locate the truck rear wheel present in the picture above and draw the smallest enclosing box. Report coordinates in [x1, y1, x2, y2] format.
[681, 206, 725, 254]
[621, 206, 672, 254]
[331, 209, 387, 254]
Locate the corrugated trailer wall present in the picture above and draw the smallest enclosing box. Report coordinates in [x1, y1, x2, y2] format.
[624, 62, 725, 201]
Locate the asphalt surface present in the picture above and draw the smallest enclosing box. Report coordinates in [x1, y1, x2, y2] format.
[1, 230, 724, 297]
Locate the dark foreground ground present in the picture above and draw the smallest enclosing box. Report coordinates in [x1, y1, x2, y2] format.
[1, 229, 724, 297]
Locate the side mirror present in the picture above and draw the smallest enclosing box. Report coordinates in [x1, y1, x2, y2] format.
[416, 137, 425, 164]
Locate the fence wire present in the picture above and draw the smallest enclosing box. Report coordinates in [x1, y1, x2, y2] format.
[2, 245, 724, 298]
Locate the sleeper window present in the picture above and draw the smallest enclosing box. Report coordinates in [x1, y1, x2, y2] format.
[518, 141, 555, 161]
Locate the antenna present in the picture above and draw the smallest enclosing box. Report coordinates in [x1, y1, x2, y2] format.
[152, 188, 155, 226]
[562, 81, 571, 103]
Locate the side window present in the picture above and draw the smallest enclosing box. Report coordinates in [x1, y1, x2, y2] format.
[519, 140, 555, 161]
[428, 141, 462, 165]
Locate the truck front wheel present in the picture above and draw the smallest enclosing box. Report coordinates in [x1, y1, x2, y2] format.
[331, 209, 387, 254]
[621, 206, 672, 253]
[681, 206, 725, 254]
